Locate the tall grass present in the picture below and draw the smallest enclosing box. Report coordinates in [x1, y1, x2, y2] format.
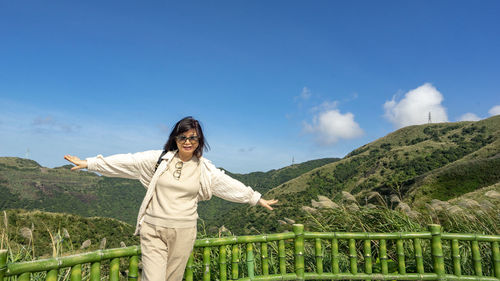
[0, 211, 132, 281]
[301, 205, 498, 277]
[2, 205, 498, 280]
[1, 211, 82, 262]
[179, 203, 499, 279]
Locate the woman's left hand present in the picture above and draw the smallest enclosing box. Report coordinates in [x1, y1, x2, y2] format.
[258, 198, 279, 210]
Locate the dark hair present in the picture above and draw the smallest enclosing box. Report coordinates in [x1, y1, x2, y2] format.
[163, 116, 209, 158]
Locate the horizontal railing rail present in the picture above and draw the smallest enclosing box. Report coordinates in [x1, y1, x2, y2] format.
[1, 246, 140, 281]
[1, 224, 499, 281]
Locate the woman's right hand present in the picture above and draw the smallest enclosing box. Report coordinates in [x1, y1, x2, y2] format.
[64, 155, 88, 171]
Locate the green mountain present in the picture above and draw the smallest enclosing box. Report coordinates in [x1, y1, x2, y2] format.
[197, 157, 339, 232]
[224, 158, 340, 194]
[0, 158, 145, 225]
[2, 116, 499, 236]
[217, 116, 500, 234]
[0, 155, 337, 228]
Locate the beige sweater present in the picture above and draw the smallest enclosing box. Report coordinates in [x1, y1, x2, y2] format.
[144, 155, 201, 228]
[86, 150, 261, 235]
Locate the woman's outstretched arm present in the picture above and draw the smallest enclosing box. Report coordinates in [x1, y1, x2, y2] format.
[209, 165, 279, 210]
[63, 150, 160, 186]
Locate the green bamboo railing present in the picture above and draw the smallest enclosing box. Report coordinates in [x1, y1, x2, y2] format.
[1, 224, 499, 281]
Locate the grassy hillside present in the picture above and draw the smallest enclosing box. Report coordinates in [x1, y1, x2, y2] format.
[1, 116, 498, 237]
[218, 116, 500, 234]
[224, 158, 340, 194]
[0, 209, 138, 259]
[271, 115, 498, 201]
[406, 154, 500, 207]
[0, 158, 146, 225]
[0, 158, 339, 258]
[197, 158, 339, 231]
[0, 156, 337, 229]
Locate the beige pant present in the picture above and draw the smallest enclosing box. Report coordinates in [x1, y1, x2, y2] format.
[140, 222, 197, 281]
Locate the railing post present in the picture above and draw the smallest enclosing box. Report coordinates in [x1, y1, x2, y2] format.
[493, 241, 500, 279]
[219, 245, 227, 281]
[261, 242, 269, 276]
[90, 262, 100, 281]
[293, 224, 304, 281]
[279, 240, 286, 275]
[110, 258, 120, 281]
[232, 244, 239, 279]
[18, 272, 30, 281]
[429, 224, 445, 281]
[414, 238, 424, 275]
[379, 239, 388, 275]
[128, 255, 139, 281]
[349, 239, 358, 274]
[315, 238, 323, 274]
[364, 239, 372, 280]
[396, 239, 406, 274]
[331, 238, 339, 274]
[0, 250, 7, 281]
[451, 239, 461, 276]
[185, 252, 194, 281]
[471, 240, 483, 276]
[71, 264, 82, 281]
[46, 269, 58, 281]
[246, 243, 255, 278]
[203, 247, 211, 281]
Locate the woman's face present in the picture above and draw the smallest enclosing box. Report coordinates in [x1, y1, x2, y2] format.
[176, 128, 200, 158]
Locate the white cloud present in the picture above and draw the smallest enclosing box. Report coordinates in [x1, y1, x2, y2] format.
[300, 87, 311, 100]
[488, 105, 500, 116]
[31, 115, 81, 133]
[294, 87, 312, 103]
[311, 100, 338, 112]
[303, 109, 363, 145]
[458, 113, 481, 121]
[383, 83, 448, 128]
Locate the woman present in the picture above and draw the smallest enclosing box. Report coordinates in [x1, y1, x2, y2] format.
[64, 116, 278, 281]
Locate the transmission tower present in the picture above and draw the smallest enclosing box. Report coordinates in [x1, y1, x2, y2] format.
[428, 112, 432, 124]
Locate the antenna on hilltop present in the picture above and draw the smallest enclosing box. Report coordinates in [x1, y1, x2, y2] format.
[25, 148, 30, 159]
[292, 156, 295, 166]
[428, 112, 432, 124]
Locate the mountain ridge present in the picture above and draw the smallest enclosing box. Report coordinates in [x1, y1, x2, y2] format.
[216, 116, 500, 234]
[0, 154, 338, 227]
[1, 116, 498, 235]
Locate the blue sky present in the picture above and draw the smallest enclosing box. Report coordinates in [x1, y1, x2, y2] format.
[1, 0, 499, 173]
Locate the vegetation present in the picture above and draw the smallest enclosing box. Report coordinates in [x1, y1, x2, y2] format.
[1, 116, 499, 270]
[0, 209, 138, 259]
[216, 116, 500, 235]
[2, 207, 497, 280]
[0, 156, 337, 229]
[197, 157, 339, 231]
[0, 159, 146, 225]
[408, 156, 500, 206]
[223, 158, 339, 194]
[192, 195, 498, 279]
